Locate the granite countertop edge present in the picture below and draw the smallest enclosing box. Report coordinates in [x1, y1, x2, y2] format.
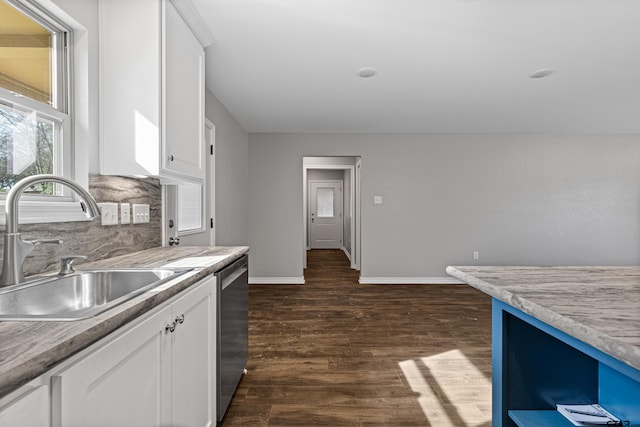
[446, 266, 640, 372]
[0, 245, 249, 399]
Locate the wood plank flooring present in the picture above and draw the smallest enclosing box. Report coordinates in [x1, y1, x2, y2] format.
[222, 250, 492, 426]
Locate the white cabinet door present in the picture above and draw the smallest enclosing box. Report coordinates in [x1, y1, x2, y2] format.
[99, 0, 205, 183]
[99, 0, 162, 177]
[0, 386, 50, 427]
[54, 276, 215, 427]
[163, 1, 205, 181]
[55, 306, 172, 427]
[169, 275, 215, 427]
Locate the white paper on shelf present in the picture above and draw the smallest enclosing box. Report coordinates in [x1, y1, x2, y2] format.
[557, 404, 620, 426]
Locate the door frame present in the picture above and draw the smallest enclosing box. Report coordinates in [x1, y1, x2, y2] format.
[162, 119, 216, 246]
[204, 118, 216, 246]
[303, 162, 359, 270]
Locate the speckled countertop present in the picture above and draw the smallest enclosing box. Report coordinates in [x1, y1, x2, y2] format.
[446, 266, 640, 372]
[0, 246, 249, 399]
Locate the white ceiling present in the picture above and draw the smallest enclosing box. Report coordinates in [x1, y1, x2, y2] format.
[191, 0, 640, 133]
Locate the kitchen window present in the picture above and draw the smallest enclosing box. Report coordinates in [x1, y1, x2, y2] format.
[0, 0, 87, 224]
[178, 183, 204, 233]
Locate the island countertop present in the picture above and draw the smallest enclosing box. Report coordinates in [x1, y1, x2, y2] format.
[0, 246, 249, 399]
[446, 266, 640, 372]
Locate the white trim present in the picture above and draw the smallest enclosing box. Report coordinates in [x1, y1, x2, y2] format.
[170, 0, 215, 47]
[249, 277, 305, 285]
[206, 119, 215, 246]
[358, 277, 465, 285]
[303, 160, 359, 271]
[355, 158, 361, 271]
[161, 185, 170, 247]
[0, 0, 91, 225]
[342, 247, 352, 262]
[0, 201, 94, 225]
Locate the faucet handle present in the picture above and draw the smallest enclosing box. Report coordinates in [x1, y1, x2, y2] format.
[59, 255, 87, 275]
[30, 238, 63, 247]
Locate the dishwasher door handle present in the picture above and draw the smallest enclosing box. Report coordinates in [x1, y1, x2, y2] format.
[221, 267, 248, 290]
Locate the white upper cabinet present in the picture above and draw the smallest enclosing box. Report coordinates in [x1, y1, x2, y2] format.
[99, 0, 207, 183]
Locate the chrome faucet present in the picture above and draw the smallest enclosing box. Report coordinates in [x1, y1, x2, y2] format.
[1, 175, 101, 287]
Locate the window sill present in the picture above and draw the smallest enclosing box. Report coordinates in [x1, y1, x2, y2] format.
[178, 227, 206, 237]
[0, 200, 95, 226]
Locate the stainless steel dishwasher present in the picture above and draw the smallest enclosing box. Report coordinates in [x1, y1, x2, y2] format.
[216, 254, 248, 422]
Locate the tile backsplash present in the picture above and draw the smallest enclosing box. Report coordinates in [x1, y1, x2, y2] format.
[0, 175, 162, 277]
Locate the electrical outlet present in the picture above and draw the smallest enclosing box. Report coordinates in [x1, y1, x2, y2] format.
[121, 203, 130, 224]
[374, 196, 383, 205]
[99, 203, 119, 226]
[132, 204, 150, 224]
[473, 251, 479, 260]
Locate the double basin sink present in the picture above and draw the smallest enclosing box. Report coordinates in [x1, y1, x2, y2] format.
[0, 268, 192, 321]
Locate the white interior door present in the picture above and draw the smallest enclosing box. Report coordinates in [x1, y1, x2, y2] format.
[309, 181, 343, 249]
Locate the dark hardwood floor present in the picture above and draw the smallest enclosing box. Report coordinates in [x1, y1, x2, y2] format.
[222, 250, 492, 426]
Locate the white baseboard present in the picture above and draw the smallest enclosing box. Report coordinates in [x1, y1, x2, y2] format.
[341, 247, 352, 261]
[359, 276, 464, 285]
[249, 276, 462, 285]
[249, 277, 305, 285]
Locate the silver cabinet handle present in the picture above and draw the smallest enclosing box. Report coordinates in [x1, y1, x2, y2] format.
[175, 314, 184, 325]
[165, 322, 176, 333]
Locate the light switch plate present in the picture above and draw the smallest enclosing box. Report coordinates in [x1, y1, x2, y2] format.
[374, 196, 383, 205]
[132, 204, 150, 224]
[121, 203, 130, 224]
[99, 203, 119, 226]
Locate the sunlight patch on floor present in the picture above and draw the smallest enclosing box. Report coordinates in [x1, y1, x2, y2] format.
[398, 349, 491, 427]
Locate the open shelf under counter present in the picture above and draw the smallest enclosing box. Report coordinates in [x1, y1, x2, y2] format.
[508, 410, 575, 427]
[446, 266, 640, 427]
[494, 300, 640, 427]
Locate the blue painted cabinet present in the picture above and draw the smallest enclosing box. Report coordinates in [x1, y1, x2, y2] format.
[492, 300, 640, 427]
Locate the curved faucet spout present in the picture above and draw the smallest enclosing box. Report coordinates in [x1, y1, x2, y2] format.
[2, 174, 101, 287]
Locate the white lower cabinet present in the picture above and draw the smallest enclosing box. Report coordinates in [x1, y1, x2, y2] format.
[53, 276, 215, 427]
[169, 276, 214, 427]
[0, 385, 50, 427]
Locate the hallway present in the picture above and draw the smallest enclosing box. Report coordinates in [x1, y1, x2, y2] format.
[222, 250, 492, 426]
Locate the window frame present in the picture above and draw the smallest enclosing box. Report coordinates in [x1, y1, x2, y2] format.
[0, 0, 90, 225]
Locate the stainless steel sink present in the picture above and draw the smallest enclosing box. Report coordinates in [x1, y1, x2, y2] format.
[0, 268, 192, 321]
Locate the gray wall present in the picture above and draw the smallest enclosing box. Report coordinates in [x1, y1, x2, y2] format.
[205, 90, 249, 245]
[249, 133, 640, 281]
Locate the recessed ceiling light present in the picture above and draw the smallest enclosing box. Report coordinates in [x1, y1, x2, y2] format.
[357, 67, 377, 78]
[530, 68, 554, 79]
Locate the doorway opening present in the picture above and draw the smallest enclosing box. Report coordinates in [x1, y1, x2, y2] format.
[303, 156, 361, 272]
